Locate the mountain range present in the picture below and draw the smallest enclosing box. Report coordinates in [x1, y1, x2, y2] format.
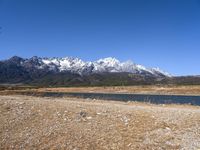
[0, 56, 199, 86]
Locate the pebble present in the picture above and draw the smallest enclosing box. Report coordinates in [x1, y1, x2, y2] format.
[86, 116, 92, 120]
[79, 111, 87, 117]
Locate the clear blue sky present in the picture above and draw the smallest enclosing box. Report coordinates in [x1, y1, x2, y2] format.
[0, 0, 200, 75]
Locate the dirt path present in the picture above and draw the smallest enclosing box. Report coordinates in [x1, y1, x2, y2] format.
[1, 95, 200, 149]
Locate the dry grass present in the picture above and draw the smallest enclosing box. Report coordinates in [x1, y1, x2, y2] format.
[32, 85, 200, 95]
[2, 85, 200, 96]
[1, 95, 200, 149]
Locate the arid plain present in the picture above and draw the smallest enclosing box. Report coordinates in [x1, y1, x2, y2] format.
[1, 85, 200, 149]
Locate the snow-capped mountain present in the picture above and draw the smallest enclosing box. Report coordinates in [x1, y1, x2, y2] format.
[0, 56, 173, 85]
[2, 56, 200, 86]
[6, 56, 170, 77]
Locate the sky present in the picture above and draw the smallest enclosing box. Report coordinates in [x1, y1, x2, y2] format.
[0, 0, 200, 76]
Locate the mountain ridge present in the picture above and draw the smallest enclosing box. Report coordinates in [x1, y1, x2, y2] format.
[2, 56, 200, 86]
[2, 56, 171, 77]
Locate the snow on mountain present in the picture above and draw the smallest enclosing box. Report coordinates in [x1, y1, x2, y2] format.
[151, 67, 172, 77]
[93, 57, 121, 73]
[41, 57, 169, 76]
[7, 56, 170, 77]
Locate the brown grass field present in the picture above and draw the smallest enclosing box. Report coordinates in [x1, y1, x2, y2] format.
[1, 85, 200, 95]
[32, 85, 200, 95]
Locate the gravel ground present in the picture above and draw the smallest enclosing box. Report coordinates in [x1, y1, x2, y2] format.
[1, 95, 200, 150]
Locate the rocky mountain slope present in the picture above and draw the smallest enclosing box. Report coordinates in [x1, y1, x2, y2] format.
[1, 56, 200, 86]
[0, 56, 170, 76]
[0, 56, 171, 86]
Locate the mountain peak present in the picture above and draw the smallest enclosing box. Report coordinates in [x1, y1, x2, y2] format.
[8, 56, 25, 64]
[3, 56, 170, 77]
[97, 57, 120, 63]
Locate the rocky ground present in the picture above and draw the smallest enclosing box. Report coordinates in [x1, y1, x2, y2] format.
[1, 95, 200, 149]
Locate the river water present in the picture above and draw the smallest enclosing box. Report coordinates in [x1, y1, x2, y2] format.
[41, 92, 200, 106]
